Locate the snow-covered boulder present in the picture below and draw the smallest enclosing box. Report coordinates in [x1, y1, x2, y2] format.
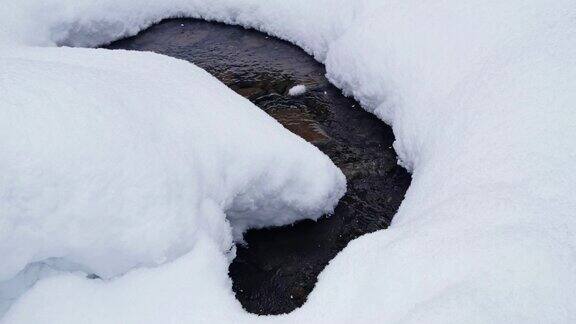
[0, 4, 346, 317]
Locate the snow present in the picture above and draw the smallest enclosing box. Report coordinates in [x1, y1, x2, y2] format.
[2, 0, 576, 323]
[0, 5, 346, 318]
[288, 85, 307, 96]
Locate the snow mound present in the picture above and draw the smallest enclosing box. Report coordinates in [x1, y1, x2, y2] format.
[0, 11, 345, 317]
[2, 0, 576, 323]
[288, 85, 307, 96]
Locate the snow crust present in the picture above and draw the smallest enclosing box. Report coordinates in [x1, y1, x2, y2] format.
[2, 0, 576, 323]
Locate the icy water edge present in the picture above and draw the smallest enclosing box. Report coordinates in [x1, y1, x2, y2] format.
[106, 18, 411, 315]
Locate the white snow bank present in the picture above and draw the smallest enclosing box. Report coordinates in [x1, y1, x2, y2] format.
[2, 0, 576, 323]
[2, 238, 254, 323]
[0, 8, 346, 317]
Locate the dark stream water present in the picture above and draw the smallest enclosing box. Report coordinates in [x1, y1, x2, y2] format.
[107, 19, 411, 315]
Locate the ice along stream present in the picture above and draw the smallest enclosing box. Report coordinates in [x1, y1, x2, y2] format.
[106, 18, 411, 315]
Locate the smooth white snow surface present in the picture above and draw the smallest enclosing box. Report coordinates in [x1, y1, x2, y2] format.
[2, 0, 576, 323]
[0, 1, 347, 318]
[288, 84, 307, 97]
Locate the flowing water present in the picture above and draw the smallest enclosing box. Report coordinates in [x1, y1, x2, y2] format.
[107, 18, 411, 315]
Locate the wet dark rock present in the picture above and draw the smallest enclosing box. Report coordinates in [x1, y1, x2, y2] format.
[107, 18, 411, 315]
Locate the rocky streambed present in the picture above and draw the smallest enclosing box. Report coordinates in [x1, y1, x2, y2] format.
[107, 18, 411, 315]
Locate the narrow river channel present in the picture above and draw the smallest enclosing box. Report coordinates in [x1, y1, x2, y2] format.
[106, 18, 411, 315]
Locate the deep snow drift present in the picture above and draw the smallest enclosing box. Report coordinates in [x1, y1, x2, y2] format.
[2, 0, 576, 323]
[0, 2, 347, 318]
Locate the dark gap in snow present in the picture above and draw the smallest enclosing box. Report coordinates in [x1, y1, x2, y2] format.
[105, 18, 411, 315]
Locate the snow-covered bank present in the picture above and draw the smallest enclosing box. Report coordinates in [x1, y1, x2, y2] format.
[2, 0, 576, 323]
[0, 3, 347, 318]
